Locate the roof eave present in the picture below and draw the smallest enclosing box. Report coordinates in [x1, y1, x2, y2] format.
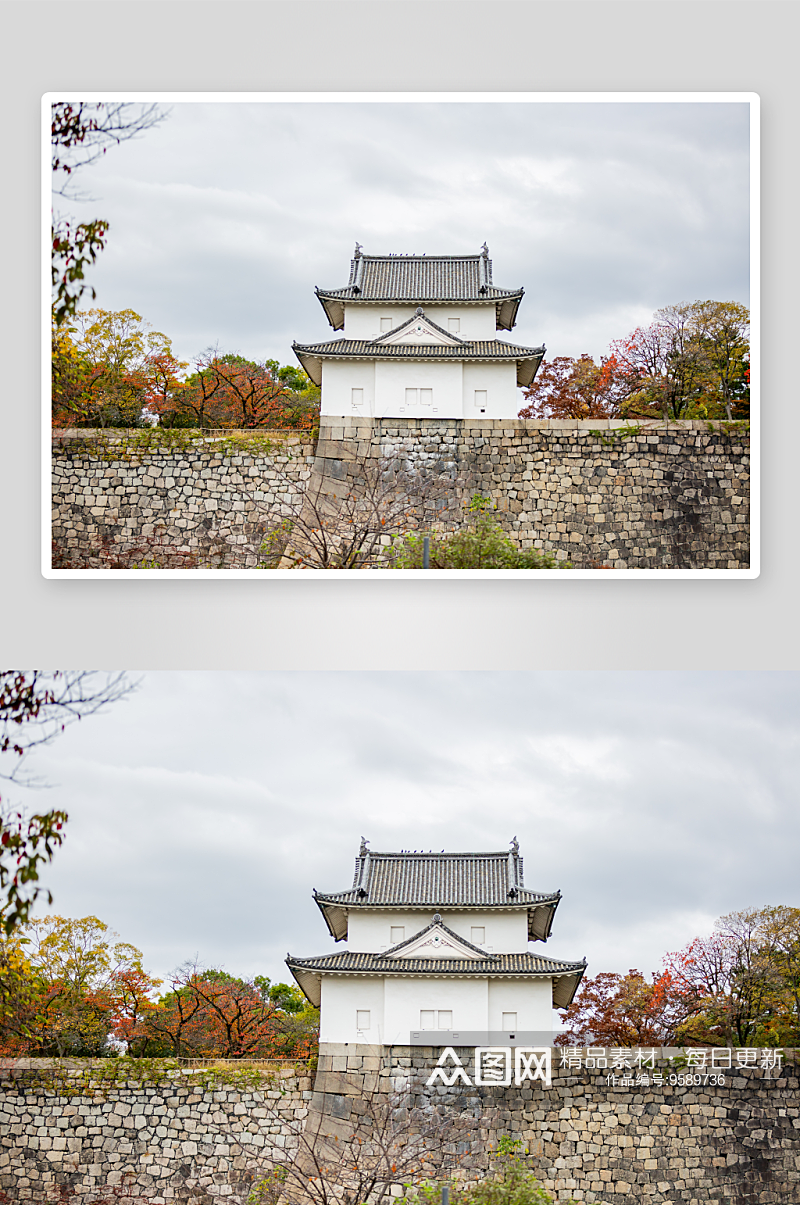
[286, 959, 322, 1007]
[293, 344, 323, 387]
[552, 962, 587, 1009]
[313, 892, 349, 942]
[516, 349, 546, 388]
[528, 893, 561, 942]
[315, 289, 345, 331]
[496, 293, 523, 331]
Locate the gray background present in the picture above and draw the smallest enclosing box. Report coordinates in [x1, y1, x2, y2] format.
[4, 1, 798, 668]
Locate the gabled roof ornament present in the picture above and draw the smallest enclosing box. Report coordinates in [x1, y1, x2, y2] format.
[359, 836, 369, 856]
[481, 242, 489, 257]
[354, 241, 363, 258]
[510, 835, 519, 855]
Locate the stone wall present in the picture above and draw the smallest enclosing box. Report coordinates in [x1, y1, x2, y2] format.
[50, 418, 750, 570]
[2, 1049, 797, 1204]
[51, 431, 315, 569]
[315, 1044, 799, 1205]
[0, 1061, 313, 1203]
[315, 418, 750, 569]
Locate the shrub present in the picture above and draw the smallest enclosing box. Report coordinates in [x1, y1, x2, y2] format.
[391, 496, 569, 569]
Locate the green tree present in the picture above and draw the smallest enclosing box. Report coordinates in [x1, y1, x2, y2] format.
[11, 915, 160, 1057]
[52, 309, 187, 428]
[607, 300, 750, 422]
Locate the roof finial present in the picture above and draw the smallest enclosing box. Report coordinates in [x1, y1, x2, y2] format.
[354, 241, 363, 258]
[359, 836, 369, 856]
[510, 835, 519, 855]
[481, 242, 489, 258]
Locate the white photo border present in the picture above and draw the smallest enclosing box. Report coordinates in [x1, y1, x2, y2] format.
[42, 91, 759, 581]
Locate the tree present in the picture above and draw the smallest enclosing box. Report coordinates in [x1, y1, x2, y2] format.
[133, 963, 319, 1059]
[157, 351, 312, 430]
[523, 302, 750, 424]
[0, 915, 160, 1057]
[390, 495, 566, 569]
[259, 452, 455, 570]
[607, 301, 750, 422]
[691, 300, 750, 420]
[555, 968, 692, 1047]
[0, 672, 133, 933]
[663, 907, 797, 1047]
[518, 354, 631, 420]
[1, 915, 161, 1057]
[51, 102, 168, 324]
[52, 309, 188, 429]
[246, 1078, 484, 1205]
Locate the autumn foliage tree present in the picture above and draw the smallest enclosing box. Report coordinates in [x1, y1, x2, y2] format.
[0, 915, 161, 1057]
[557, 906, 800, 1050]
[518, 353, 632, 420]
[520, 300, 750, 423]
[52, 309, 188, 428]
[663, 906, 800, 1047]
[127, 964, 318, 1058]
[157, 351, 317, 431]
[556, 969, 692, 1047]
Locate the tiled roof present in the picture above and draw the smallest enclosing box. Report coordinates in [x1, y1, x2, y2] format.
[325, 252, 520, 301]
[314, 249, 525, 330]
[313, 847, 560, 944]
[286, 949, 586, 1009]
[287, 950, 584, 975]
[316, 849, 554, 908]
[294, 338, 541, 361]
[292, 338, 545, 389]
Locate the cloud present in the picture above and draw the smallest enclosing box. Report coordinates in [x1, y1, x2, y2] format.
[61, 100, 750, 370]
[16, 672, 797, 993]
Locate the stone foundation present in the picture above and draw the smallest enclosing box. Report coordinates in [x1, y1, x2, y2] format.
[50, 418, 750, 570]
[2, 1050, 796, 1203]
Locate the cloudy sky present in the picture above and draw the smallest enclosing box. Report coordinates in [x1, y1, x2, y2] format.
[11, 671, 795, 1013]
[55, 97, 751, 375]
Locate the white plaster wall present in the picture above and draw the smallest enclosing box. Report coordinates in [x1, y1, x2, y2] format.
[320, 360, 376, 417]
[384, 976, 489, 1044]
[374, 360, 463, 418]
[446, 911, 528, 952]
[319, 976, 385, 1044]
[487, 977, 554, 1031]
[462, 360, 522, 419]
[346, 910, 528, 953]
[343, 304, 498, 341]
[318, 973, 555, 1044]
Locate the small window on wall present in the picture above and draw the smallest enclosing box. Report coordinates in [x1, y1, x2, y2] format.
[390, 926, 405, 944]
[380, 317, 393, 332]
[471, 926, 486, 945]
[474, 390, 487, 414]
[437, 1010, 453, 1029]
[351, 388, 364, 412]
[502, 1012, 517, 1030]
[356, 1010, 371, 1031]
[420, 1010, 435, 1029]
[404, 388, 434, 409]
[448, 318, 460, 334]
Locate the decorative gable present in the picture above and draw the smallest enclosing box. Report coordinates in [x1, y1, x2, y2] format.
[375, 308, 463, 347]
[386, 915, 491, 960]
